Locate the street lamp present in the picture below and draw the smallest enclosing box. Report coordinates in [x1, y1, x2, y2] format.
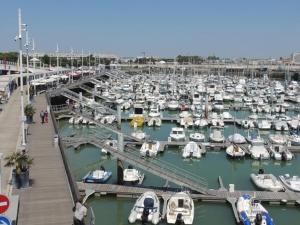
[24, 24, 31, 104]
[16, 8, 26, 146]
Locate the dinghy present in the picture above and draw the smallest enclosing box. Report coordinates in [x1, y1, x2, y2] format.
[82, 166, 112, 183]
[182, 142, 203, 159]
[128, 191, 160, 224]
[251, 172, 285, 192]
[226, 144, 245, 158]
[166, 192, 194, 225]
[237, 194, 275, 225]
[189, 132, 205, 142]
[279, 174, 300, 192]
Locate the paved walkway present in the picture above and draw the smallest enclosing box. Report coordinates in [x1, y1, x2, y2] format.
[15, 94, 73, 225]
[0, 89, 21, 194]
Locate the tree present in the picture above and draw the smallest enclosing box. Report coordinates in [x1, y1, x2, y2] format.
[41, 54, 50, 65]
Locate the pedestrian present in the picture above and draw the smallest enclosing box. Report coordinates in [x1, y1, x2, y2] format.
[73, 199, 87, 225]
[40, 110, 44, 124]
[44, 110, 48, 123]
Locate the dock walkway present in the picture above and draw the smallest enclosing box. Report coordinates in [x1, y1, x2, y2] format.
[15, 95, 73, 225]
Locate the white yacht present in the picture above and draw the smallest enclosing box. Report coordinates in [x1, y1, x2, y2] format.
[148, 106, 161, 117]
[128, 191, 160, 224]
[279, 174, 300, 192]
[182, 142, 203, 159]
[131, 130, 146, 140]
[166, 192, 194, 225]
[258, 120, 272, 130]
[169, 127, 186, 141]
[140, 140, 160, 157]
[168, 100, 179, 110]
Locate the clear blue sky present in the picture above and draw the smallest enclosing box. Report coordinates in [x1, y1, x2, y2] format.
[1, 0, 300, 58]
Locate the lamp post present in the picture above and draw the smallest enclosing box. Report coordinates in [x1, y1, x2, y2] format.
[24, 24, 30, 104]
[17, 8, 26, 146]
[56, 44, 59, 72]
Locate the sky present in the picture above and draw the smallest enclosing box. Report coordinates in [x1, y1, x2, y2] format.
[0, 0, 300, 58]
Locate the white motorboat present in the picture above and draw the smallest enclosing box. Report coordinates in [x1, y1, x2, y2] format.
[274, 121, 289, 131]
[147, 117, 162, 127]
[251, 172, 285, 192]
[258, 120, 272, 130]
[268, 144, 293, 161]
[194, 118, 208, 127]
[209, 127, 225, 143]
[248, 136, 270, 159]
[169, 127, 186, 141]
[237, 194, 275, 225]
[100, 115, 116, 124]
[123, 166, 144, 184]
[180, 117, 193, 128]
[168, 100, 179, 110]
[226, 144, 245, 158]
[222, 111, 233, 120]
[289, 134, 300, 146]
[228, 133, 246, 144]
[148, 106, 161, 117]
[182, 142, 203, 159]
[132, 130, 147, 140]
[279, 174, 300, 192]
[242, 120, 255, 129]
[189, 133, 205, 142]
[140, 140, 160, 157]
[211, 118, 224, 127]
[179, 111, 191, 118]
[128, 191, 160, 224]
[166, 192, 194, 225]
[268, 134, 287, 145]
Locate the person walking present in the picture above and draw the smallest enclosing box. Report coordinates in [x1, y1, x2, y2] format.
[44, 110, 48, 123]
[40, 110, 45, 124]
[73, 200, 87, 225]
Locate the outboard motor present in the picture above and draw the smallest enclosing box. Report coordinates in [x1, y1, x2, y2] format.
[281, 125, 284, 131]
[100, 165, 106, 171]
[189, 151, 193, 158]
[146, 150, 150, 157]
[141, 208, 150, 224]
[153, 119, 156, 127]
[258, 168, 264, 174]
[255, 213, 263, 225]
[175, 213, 184, 225]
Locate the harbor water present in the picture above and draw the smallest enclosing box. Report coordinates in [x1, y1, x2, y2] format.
[59, 108, 300, 225]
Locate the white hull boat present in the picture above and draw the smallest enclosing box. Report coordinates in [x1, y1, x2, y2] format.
[189, 133, 205, 142]
[170, 127, 186, 141]
[182, 142, 202, 159]
[237, 194, 275, 225]
[250, 173, 285, 192]
[140, 141, 160, 157]
[279, 174, 300, 192]
[128, 191, 160, 224]
[166, 192, 194, 225]
[226, 144, 245, 158]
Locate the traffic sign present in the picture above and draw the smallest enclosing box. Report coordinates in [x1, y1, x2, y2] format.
[0, 215, 11, 225]
[0, 195, 9, 214]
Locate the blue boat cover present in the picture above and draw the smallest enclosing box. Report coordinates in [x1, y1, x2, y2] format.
[144, 197, 154, 209]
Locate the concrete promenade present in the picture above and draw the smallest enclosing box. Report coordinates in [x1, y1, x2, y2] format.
[0, 89, 21, 194]
[15, 94, 73, 225]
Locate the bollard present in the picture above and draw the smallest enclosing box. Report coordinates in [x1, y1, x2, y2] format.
[53, 134, 59, 148]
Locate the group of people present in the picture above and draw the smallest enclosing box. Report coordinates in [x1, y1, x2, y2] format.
[39, 110, 49, 124]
